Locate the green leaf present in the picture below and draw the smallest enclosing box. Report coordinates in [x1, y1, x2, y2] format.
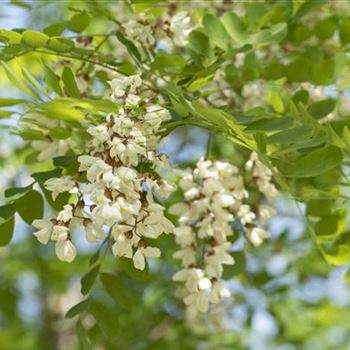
[0, 98, 27, 107]
[188, 30, 212, 58]
[279, 146, 343, 178]
[314, 19, 336, 41]
[322, 244, 350, 266]
[76, 320, 91, 350]
[307, 199, 333, 218]
[65, 299, 89, 319]
[339, 19, 350, 45]
[100, 273, 133, 310]
[22, 30, 49, 48]
[315, 210, 347, 240]
[49, 127, 71, 140]
[46, 37, 74, 53]
[0, 217, 15, 247]
[220, 12, 248, 45]
[291, 90, 309, 105]
[311, 59, 335, 86]
[0, 203, 16, 221]
[43, 64, 63, 96]
[203, 14, 229, 50]
[53, 155, 79, 174]
[31, 168, 62, 183]
[286, 58, 310, 82]
[62, 67, 80, 98]
[150, 53, 186, 74]
[308, 98, 336, 120]
[69, 12, 91, 33]
[116, 32, 142, 64]
[37, 99, 85, 121]
[89, 301, 119, 340]
[1, 61, 39, 99]
[81, 264, 100, 296]
[15, 190, 44, 224]
[5, 184, 33, 199]
[0, 110, 14, 119]
[0, 29, 22, 44]
[254, 23, 287, 46]
[245, 117, 293, 132]
[43, 23, 66, 37]
[268, 125, 313, 144]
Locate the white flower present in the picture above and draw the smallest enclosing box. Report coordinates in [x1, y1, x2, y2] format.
[238, 204, 256, 225]
[123, 20, 155, 48]
[55, 240, 76, 262]
[32, 219, 53, 244]
[109, 74, 142, 100]
[57, 204, 73, 223]
[247, 227, 269, 246]
[174, 226, 195, 247]
[51, 225, 69, 241]
[170, 11, 191, 46]
[44, 176, 77, 200]
[132, 246, 161, 270]
[112, 234, 134, 258]
[259, 205, 276, 224]
[85, 222, 105, 243]
[184, 291, 209, 313]
[210, 282, 231, 304]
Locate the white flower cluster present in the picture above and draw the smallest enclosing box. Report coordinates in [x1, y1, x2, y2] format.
[32, 204, 77, 262]
[169, 156, 278, 315]
[32, 74, 175, 269]
[122, 11, 192, 49]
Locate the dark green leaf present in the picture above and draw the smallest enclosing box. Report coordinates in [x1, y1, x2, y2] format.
[0, 217, 15, 247]
[81, 264, 100, 295]
[62, 67, 80, 98]
[116, 32, 142, 64]
[100, 273, 133, 309]
[65, 299, 89, 319]
[279, 146, 343, 178]
[15, 190, 44, 224]
[308, 98, 336, 120]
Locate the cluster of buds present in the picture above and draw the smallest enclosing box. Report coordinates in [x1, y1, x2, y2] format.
[169, 156, 278, 315]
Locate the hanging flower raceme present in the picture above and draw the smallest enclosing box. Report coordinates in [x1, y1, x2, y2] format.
[169, 156, 278, 316]
[32, 73, 175, 269]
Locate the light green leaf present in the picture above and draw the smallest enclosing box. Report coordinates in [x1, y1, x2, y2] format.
[49, 127, 71, 140]
[69, 12, 91, 33]
[150, 53, 186, 74]
[203, 14, 229, 50]
[220, 12, 248, 45]
[43, 64, 63, 95]
[62, 67, 80, 98]
[22, 30, 49, 48]
[0, 29, 22, 44]
[46, 37, 74, 52]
